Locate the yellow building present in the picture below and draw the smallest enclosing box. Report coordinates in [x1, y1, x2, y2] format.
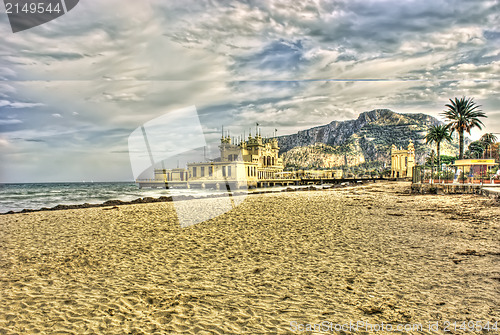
[146, 130, 349, 189]
[452, 159, 496, 181]
[391, 140, 415, 178]
[154, 168, 188, 182]
[154, 133, 285, 188]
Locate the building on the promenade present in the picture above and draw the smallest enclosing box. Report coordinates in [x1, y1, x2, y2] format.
[391, 140, 415, 178]
[154, 168, 188, 182]
[154, 133, 285, 188]
[144, 130, 346, 189]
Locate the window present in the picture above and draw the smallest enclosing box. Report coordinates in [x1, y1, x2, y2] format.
[201, 167, 205, 177]
[227, 166, 231, 177]
[192, 167, 197, 177]
[222, 166, 226, 177]
[209, 166, 213, 177]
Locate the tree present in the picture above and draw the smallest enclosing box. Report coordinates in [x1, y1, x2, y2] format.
[479, 133, 498, 158]
[440, 155, 456, 166]
[426, 150, 436, 181]
[467, 141, 485, 158]
[490, 142, 500, 161]
[425, 125, 453, 171]
[441, 97, 486, 159]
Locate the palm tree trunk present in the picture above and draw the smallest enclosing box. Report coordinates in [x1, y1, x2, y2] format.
[459, 131, 464, 159]
[437, 142, 441, 171]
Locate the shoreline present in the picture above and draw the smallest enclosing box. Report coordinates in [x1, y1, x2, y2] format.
[1, 180, 378, 215]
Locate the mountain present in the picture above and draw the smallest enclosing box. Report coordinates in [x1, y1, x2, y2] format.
[277, 109, 464, 169]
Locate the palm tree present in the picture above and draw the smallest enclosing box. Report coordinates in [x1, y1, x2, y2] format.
[425, 125, 453, 171]
[479, 133, 498, 158]
[441, 97, 486, 159]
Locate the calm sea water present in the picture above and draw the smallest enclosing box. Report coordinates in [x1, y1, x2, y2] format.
[0, 182, 228, 213]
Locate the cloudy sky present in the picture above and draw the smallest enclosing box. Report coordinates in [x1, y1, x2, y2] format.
[1, 0, 499, 182]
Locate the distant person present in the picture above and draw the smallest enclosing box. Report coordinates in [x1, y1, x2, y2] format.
[454, 168, 462, 183]
[468, 171, 474, 183]
[491, 168, 500, 183]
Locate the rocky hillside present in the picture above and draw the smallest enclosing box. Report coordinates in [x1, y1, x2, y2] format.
[278, 109, 464, 169]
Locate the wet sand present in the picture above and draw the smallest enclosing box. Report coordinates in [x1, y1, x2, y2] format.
[1, 182, 499, 334]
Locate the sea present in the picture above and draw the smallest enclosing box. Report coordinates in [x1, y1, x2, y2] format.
[0, 182, 224, 214]
[0, 182, 309, 214]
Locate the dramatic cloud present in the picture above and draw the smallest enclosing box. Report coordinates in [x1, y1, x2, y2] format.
[0, 0, 499, 182]
[0, 119, 22, 125]
[0, 99, 44, 108]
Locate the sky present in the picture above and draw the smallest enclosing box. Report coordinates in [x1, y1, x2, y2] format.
[1, 0, 499, 182]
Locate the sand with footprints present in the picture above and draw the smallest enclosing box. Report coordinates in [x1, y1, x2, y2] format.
[1, 182, 499, 334]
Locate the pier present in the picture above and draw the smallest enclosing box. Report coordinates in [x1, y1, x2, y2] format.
[136, 176, 386, 189]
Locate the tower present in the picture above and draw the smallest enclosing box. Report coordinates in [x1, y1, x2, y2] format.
[391, 141, 415, 178]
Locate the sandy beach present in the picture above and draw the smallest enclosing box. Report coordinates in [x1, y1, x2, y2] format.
[0, 181, 499, 334]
